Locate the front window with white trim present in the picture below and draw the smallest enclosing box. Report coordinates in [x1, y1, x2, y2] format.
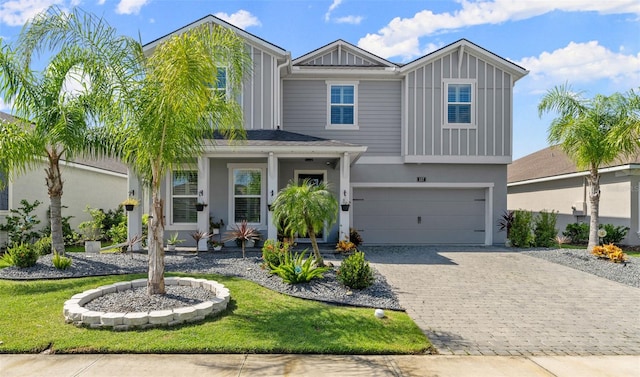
[444, 80, 476, 127]
[229, 164, 266, 225]
[0, 170, 8, 211]
[326, 81, 358, 129]
[171, 170, 198, 223]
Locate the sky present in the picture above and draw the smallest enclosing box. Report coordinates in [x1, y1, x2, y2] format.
[0, 0, 639, 159]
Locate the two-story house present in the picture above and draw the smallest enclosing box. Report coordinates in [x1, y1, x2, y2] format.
[127, 15, 528, 248]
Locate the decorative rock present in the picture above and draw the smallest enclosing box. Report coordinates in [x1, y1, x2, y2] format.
[82, 311, 104, 325]
[173, 306, 197, 322]
[148, 310, 174, 325]
[193, 301, 214, 317]
[101, 312, 125, 326]
[123, 312, 149, 326]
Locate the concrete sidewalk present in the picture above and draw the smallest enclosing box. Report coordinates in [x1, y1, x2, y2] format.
[2, 354, 639, 376]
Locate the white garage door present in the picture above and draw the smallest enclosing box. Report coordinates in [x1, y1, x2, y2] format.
[353, 188, 486, 244]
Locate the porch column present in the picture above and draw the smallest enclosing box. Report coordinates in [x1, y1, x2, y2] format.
[127, 169, 142, 251]
[197, 157, 210, 250]
[267, 152, 278, 240]
[339, 152, 351, 241]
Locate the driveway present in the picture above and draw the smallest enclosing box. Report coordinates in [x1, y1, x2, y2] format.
[363, 246, 640, 356]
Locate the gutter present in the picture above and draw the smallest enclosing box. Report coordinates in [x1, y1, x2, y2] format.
[507, 164, 640, 187]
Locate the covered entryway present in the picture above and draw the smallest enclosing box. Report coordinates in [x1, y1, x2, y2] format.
[352, 187, 487, 244]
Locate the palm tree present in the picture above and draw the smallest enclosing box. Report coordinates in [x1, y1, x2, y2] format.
[538, 84, 640, 252]
[271, 179, 339, 266]
[115, 23, 250, 295]
[0, 7, 134, 255]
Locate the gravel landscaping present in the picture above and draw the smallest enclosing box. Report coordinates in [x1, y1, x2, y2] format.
[0, 249, 403, 311]
[522, 248, 640, 288]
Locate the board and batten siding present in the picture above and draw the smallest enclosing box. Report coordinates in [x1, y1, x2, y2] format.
[242, 45, 278, 129]
[405, 49, 513, 160]
[282, 79, 401, 156]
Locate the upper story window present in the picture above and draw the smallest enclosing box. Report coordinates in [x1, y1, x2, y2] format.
[171, 170, 198, 224]
[214, 67, 227, 98]
[229, 164, 266, 225]
[326, 81, 359, 130]
[0, 171, 8, 211]
[444, 79, 476, 127]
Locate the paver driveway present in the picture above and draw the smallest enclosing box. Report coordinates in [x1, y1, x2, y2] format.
[363, 246, 640, 356]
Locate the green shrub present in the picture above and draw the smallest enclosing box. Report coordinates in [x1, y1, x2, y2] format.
[533, 210, 558, 247]
[7, 243, 39, 268]
[106, 221, 128, 244]
[0, 251, 14, 268]
[599, 224, 629, 244]
[269, 249, 329, 284]
[78, 206, 105, 241]
[261, 239, 290, 269]
[337, 251, 374, 289]
[52, 250, 72, 270]
[0, 199, 41, 247]
[510, 210, 534, 247]
[563, 223, 589, 244]
[33, 236, 52, 256]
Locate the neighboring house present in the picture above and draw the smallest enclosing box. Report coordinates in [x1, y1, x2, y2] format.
[508, 146, 640, 246]
[127, 15, 529, 247]
[0, 111, 128, 247]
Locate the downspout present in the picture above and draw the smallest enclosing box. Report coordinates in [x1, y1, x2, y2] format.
[275, 54, 291, 129]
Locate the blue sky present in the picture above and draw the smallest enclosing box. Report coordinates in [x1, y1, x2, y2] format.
[1, 0, 639, 159]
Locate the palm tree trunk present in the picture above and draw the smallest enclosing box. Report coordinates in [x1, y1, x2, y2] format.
[587, 167, 601, 252]
[307, 225, 323, 266]
[147, 181, 166, 295]
[45, 153, 65, 255]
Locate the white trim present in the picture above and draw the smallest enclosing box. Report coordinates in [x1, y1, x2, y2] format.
[443, 79, 477, 128]
[352, 182, 494, 189]
[166, 169, 199, 227]
[227, 163, 267, 227]
[404, 155, 511, 164]
[202, 144, 368, 157]
[356, 156, 404, 164]
[326, 80, 359, 128]
[61, 160, 127, 178]
[507, 164, 640, 187]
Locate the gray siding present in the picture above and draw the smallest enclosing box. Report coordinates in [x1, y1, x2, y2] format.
[405, 49, 513, 158]
[242, 45, 278, 129]
[282, 80, 401, 156]
[297, 47, 382, 66]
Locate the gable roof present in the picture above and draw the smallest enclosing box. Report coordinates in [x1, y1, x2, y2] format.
[401, 39, 528, 81]
[293, 39, 396, 68]
[508, 145, 640, 184]
[143, 14, 288, 58]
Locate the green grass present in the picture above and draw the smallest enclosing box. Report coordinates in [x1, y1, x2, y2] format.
[626, 251, 640, 258]
[0, 273, 430, 355]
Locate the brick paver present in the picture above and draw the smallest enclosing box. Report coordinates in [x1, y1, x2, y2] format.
[364, 246, 640, 356]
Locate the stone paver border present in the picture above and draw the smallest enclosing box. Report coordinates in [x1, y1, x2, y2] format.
[63, 277, 230, 330]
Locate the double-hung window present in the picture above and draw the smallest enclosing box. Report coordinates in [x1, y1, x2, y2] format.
[0, 170, 8, 211]
[326, 81, 358, 129]
[171, 170, 198, 223]
[229, 164, 266, 225]
[444, 80, 475, 127]
[214, 67, 227, 98]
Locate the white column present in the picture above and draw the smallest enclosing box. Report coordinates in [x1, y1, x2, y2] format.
[485, 186, 493, 246]
[339, 152, 351, 241]
[197, 157, 210, 251]
[127, 169, 142, 251]
[267, 152, 278, 240]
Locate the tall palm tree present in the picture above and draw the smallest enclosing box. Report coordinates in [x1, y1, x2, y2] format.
[0, 7, 135, 255]
[272, 179, 339, 266]
[538, 84, 640, 251]
[115, 23, 250, 295]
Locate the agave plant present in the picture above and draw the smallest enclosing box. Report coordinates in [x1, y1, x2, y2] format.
[224, 220, 260, 258]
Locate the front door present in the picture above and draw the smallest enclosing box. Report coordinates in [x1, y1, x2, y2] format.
[294, 170, 327, 243]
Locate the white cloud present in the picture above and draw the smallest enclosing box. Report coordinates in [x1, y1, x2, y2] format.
[358, 0, 640, 60]
[516, 41, 640, 89]
[0, 97, 12, 113]
[0, 0, 63, 26]
[335, 15, 363, 25]
[115, 0, 150, 15]
[325, 0, 342, 22]
[97, 0, 106, 5]
[214, 10, 261, 29]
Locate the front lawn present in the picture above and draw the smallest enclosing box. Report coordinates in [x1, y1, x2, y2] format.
[0, 273, 430, 354]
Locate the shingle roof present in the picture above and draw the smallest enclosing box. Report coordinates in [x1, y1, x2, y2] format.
[209, 129, 363, 148]
[508, 145, 640, 183]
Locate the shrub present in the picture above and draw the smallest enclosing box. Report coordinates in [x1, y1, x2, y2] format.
[0, 251, 14, 268]
[335, 240, 356, 254]
[563, 223, 589, 244]
[102, 207, 126, 242]
[7, 243, 38, 268]
[78, 206, 105, 241]
[33, 236, 52, 256]
[337, 251, 374, 289]
[261, 239, 290, 269]
[592, 243, 628, 263]
[268, 249, 329, 284]
[510, 210, 533, 247]
[52, 250, 72, 270]
[497, 210, 514, 239]
[349, 228, 363, 246]
[533, 210, 558, 247]
[599, 224, 629, 245]
[106, 222, 128, 244]
[0, 199, 42, 247]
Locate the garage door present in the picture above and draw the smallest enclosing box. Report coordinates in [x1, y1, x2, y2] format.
[352, 188, 486, 244]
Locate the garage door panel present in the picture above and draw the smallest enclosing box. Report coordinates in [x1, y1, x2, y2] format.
[353, 188, 486, 244]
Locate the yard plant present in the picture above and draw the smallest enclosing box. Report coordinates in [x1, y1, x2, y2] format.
[268, 249, 329, 284]
[337, 251, 374, 289]
[0, 274, 430, 354]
